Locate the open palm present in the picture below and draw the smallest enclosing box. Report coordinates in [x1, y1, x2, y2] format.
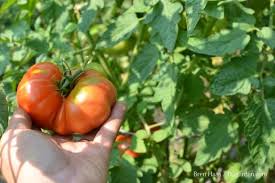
[0, 102, 126, 183]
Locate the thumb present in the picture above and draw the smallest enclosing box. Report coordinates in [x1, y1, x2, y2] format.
[7, 108, 32, 130]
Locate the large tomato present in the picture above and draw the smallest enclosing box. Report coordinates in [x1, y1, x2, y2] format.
[16, 62, 117, 135]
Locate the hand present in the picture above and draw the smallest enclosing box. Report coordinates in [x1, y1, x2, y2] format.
[0, 102, 126, 183]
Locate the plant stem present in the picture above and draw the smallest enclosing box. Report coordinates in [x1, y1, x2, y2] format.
[148, 122, 165, 129]
[97, 54, 112, 77]
[84, 32, 98, 68]
[73, 46, 92, 56]
[138, 114, 151, 135]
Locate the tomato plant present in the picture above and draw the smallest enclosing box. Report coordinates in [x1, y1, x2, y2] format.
[1, 0, 275, 182]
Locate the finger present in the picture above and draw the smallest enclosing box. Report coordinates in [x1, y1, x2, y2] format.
[93, 102, 126, 150]
[7, 108, 32, 130]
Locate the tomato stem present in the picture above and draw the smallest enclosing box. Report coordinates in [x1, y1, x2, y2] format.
[58, 69, 85, 97]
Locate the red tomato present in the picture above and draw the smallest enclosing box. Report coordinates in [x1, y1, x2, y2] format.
[16, 62, 117, 135]
[115, 134, 140, 158]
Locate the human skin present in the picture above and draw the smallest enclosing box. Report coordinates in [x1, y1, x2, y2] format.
[0, 102, 126, 183]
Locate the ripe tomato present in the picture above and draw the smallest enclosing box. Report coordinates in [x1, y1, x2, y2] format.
[16, 62, 117, 135]
[115, 134, 140, 158]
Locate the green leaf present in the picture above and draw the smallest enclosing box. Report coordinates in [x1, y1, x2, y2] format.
[242, 97, 275, 174]
[180, 179, 193, 183]
[131, 136, 147, 153]
[203, 2, 224, 19]
[181, 109, 212, 137]
[146, 0, 183, 51]
[0, 44, 10, 75]
[0, 0, 16, 14]
[210, 55, 256, 96]
[234, 1, 254, 15]
[224, 163, 241, 183]
[63, 23, 78, 35]
[129, 43, 159, 84]
[109, 149, 121, 169]
[194, 114, 238, 166]
[12, 48, 28, 62]
[153, 63, 178, 123]
[26, 39, 49, 53]
[186, 0, 207, 35]
[0, 89, 8, 135]
[135, 129, 149, 139]
[97, 10, 139, 48]
[52, 35, 73, 54]
[169, 159, 192, 178]
[257, 27, 275, 49]
[78, 0, 104, 33]
[1, 21, 30, 41]
[184, 74, 204, 103]
[55, 9, 70, 32]
[152, 128, 170, 142]
[133, 0, 151, 13]
[141, 155, 159, 173]
[110, 159, 138, 183]
[188, 29, 250, 56]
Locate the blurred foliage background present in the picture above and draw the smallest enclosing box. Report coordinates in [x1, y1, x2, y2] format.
[0, 0, 275, 182]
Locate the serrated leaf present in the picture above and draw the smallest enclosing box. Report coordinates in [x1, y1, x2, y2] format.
[194, 114, 238, 166]
[78, 0, 104, 32]
[188, 29, 250, 56]
[110, 159, 138, 183]
[146, 0, 183, 51]
[257, 27, 275, 49]
[97, 10, 139, 48]
[129, 43, 159, 84]
[210, 55, 256, 96]
[242, 97, 275, 175]
[153, 63, 178, 123]
[186, 0, 207, 35]
[0, 89, 8, 135]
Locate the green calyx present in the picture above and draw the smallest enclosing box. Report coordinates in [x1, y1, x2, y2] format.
[58, 63, 85, 97]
